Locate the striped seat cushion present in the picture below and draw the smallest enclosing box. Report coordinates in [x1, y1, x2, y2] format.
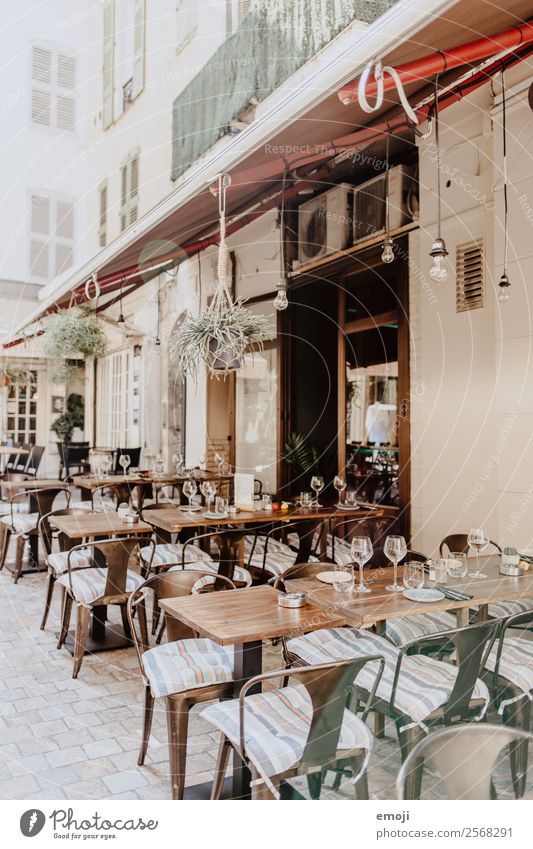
[202, 682, 373, 780]
[47, 548, 93, 575]
[331, 537, 354, 566]
[168, 561, 252, 587]
[140, 542, 213, 569]
[243, 535, 295, 556]
[386, 611, 458, 647]
[487, 597, 533, 620]
[57, 567, 143, 607]
[287, 628, 489, 726]
[484, 637, 533, 712]
[142, 639, 233, 698]
[0, 512, 39, 534]
[247, 548, 298, 578]
[0, 502, 29, 515]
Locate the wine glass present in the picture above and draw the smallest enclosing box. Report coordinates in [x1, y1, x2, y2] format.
[200, 479, 217, 514]
[172, 453, 184, 475]
[350, 536, 373, 593]
[214, 452, 224, 472]
[384, 535, 407, 592]
[333, 475, 347, 506]
[156, 453, 165, 477]
[119, 453, 130, 476]
[310, 475, 324, 507]
[467, 528, 488, 578]
[182, 478, 197, 515]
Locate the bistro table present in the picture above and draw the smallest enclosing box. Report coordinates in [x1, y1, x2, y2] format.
[143, 503, 385, 577]
[72, 472, 232, 508]
[159, 584, 347, 799]
[1, 479, 66, 575]
[50, 511, 153, 654]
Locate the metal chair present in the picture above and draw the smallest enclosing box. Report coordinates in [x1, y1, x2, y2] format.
[58, 442, 90, 481]
[439, 533, 502, 557]
[396, 724, 533, 800]
[286, 619, 499, 799]
[114, 447, 141, 473]
[0, 485, 70, 582]
[38, 507, 94, 630]
[56, 537, 148, 678]
[484, 608, 533, 797]
[246, 520, 324, 583]
[23, 444, 45, 477]
[329, 516, 392, 566]
[127, 569, 237, 800]
[203, 655, 385, 800]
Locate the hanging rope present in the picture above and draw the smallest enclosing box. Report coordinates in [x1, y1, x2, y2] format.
[501, 69, 509, 273]
[358, 60, 419, 124]
[213, 173, 233, 315]
[434, 76, 443, 240]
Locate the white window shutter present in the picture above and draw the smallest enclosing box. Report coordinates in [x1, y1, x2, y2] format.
[57, 95, 75, 130]
[56, 200, 74, 240]
[32, 46, 52, 83]
[102, 1, 115, 128]
[29, 240, 49, 280]
[99, 183, 108, 247]
[31, 195, 50, 235]
[31, 88, 51, 125]
[57, 53, 76, 89]
[132, 0, 145, 98]
[130, 155, 139, 199]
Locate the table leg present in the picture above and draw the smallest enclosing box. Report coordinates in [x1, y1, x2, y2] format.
[457, 607, 470, 627]
[232, 640, 263, 799]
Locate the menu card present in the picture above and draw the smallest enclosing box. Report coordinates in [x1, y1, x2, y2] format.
[234, 473, 254, 510]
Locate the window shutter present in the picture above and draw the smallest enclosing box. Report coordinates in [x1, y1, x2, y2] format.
[56, 200, 74, 240]
[29, 240, 49, 280]
[57, 95, 75, 130]
[132, 0, 145, 98]
[32, 46, 52, 83]
[57, 53, 76, 89]
[31, 195, 50, 235]
[456, 238, 485, 312]
[31, 88, 51, 125]
[238, 0, 252, 18]
[130, 156, 139, 199]
[121, 165, 128, 206]
[55, 244, 73, 276]
[102, 1, 115, 128]
[99, 183, 108, 247]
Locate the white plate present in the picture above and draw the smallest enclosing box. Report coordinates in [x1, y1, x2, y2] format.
[204, 511, 228, 520]
[402, 588, 445, 603]
[316, 571, 351, 584]
[179, 505, 202, 513]
[336, 503, 360, 510]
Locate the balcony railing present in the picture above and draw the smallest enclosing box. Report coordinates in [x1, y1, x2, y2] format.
[171, 0, 398, 180]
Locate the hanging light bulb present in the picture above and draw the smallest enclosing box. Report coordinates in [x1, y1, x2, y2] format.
[155, 336, 161, 348]
[273, 279, 289, 311]
[498, 70, 511, 304]
[498, 271, 511, 302]
[429, 237, 449, 282]
[381, 237, 394, 263]
[428, 78, 449, 283]
[117, 312, 126, 331]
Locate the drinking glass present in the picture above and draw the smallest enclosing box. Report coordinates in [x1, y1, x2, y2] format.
[403, 561, 425, 590]
[200, 479, 217, 513]
[428, 558, 448, 584]
[467, 528, 488, 578]
[350, 535, 373, 593]
[333, 475, 346, 506]
[262, 493, 272, 511]
[384, 535, 407, 592]
[119, 454, 130, 476]
[173, 453, 184, 475]
[220, 461, 231, 476]
[215, 496, 228, 516]
[182, 478, 197, 515]
[345, 490, 358, 507]
[300, 491, 311, 507]
[333, 563, 353, 593]
[310, 475, 324, 507]
[447, 552, 468, 579]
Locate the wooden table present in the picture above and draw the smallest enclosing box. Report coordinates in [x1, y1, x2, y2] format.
[143, 503, 384, 575]
[49, 512, 152, 654]
[286, 555, 533, 631]
[72, 473, 232, 507]
[159, 584, 346, 799]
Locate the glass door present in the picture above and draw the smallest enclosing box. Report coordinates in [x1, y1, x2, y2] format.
[5, 370, 38, 444]
[235, 343, 278, 493]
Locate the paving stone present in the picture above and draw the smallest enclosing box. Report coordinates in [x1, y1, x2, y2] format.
[102, 770, 148, 794]
[0, 774, 39, 799]
[63, 778, 110, 799]
[45, 745, 85, 769]
[83, 738, 122, 760]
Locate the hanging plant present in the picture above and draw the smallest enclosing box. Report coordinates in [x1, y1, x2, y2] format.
[170, 175, 269, 381]
[50, 359, 84, 385]
[43, 308, 107, 360]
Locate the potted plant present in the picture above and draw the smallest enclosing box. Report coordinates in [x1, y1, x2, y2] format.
[171, 174, 269, 380]
[50, 393, 85, 443]
[43, 308, 107, 384]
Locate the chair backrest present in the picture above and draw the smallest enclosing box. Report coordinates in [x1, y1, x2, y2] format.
[114, 447, 141, 472]
[65, 537, 140, 602]
[38, 506, 87, 556]
[4, 446, 24, 472]
[439, 533, 502, 557]
[9, 486, 70, 527]
[371, 546, 428, 569]
[126, 568, 236, 669]
[330, 515, 391, 562]
[238, 655, 385, 782]
[24, 444, 45, 477]
[254, 479, 263, 496]
[396, 724, 533, 799]
[65, 445, 90, 464]
[182, 528, 251, 582]
[91, 481, 135, 509]
[14, 443, 32, 472]
[274, 561, 331, 590]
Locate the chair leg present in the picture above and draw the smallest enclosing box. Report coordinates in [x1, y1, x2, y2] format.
[211, 735, 232, 800]
[506, 698, 531, 799]
[0, 524, 11, 569]
[57, 593, 73, 648]
[119, 604, 132, 640]
[138, 685, 155, 766]
[72, 605, 91, 678]
[151, 603, 161, 636]
[396, 721, 426, 800]
[136, 598, 149, 652]
[40, 573, 56, 630]
[13, 535, 26, 583]
[166, 696, 191, 800]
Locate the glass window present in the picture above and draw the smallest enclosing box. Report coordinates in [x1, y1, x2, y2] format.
[235, 345, 277, 494]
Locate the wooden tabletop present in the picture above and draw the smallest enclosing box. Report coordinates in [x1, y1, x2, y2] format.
[3, 479, 64, 492]
[143, 504, 383, 533]
[50, 511, 153, 539]
[159, 584, 346, 645]
[0, 446, 29, 456]
[72, 473, 232, 490]
[286, 556, 533, 629]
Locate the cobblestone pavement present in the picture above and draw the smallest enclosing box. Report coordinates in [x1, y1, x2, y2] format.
[0, 545, 531, 800]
